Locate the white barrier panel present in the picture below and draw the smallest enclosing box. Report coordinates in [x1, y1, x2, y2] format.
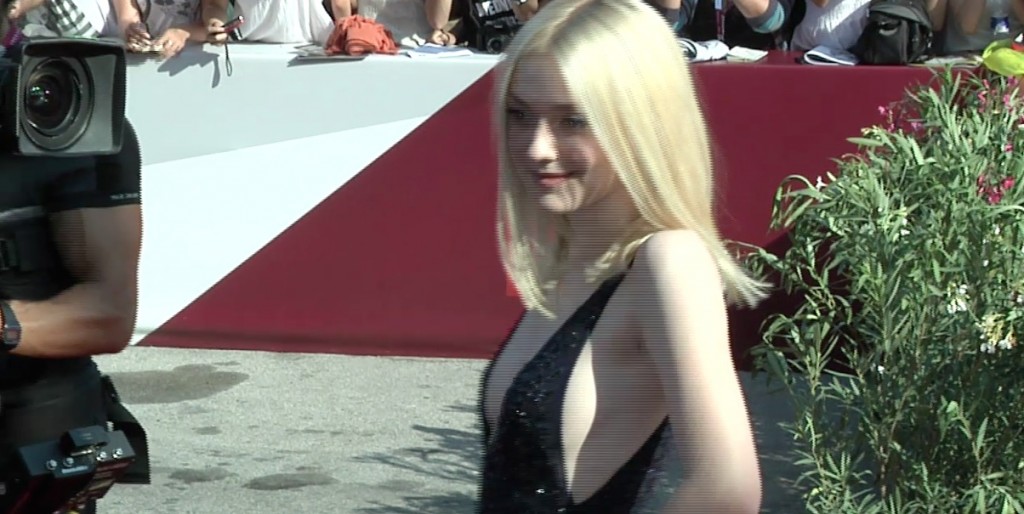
[125, 43, 500, 344]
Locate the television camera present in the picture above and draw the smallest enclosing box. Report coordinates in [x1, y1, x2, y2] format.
[0, 36, 127, 157]
[0, 31, 144, 513]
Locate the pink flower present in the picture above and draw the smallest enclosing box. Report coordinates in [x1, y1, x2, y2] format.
[976, 173, 1015, 204]
[1005, 94, 1014, 109]
[1005, 142, 1015, 153]
[878, 105, 889, 116]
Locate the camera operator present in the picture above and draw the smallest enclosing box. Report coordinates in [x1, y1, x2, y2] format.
[0, 19, 147, 514]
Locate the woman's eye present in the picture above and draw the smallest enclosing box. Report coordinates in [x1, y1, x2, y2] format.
[506, 108, 527, 120]
[563, 116, 588, 128]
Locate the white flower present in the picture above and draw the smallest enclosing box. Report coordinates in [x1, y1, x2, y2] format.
[898, 217, 910, 237]
[994, 225, 1002, 236]
[876, 365, 885, 374]
[981, 342, 997, 353]
[983, 260, 990, 267]
[997, 339, 1014, 350]
[815, 176, 826, 190]
[947, 284, 970, 313]
[947, 298, 968, 314]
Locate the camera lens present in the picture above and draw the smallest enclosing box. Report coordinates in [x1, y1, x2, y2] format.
[487, 37, 505, 54]
[24, 59, 80, 134]
[20, 55, 94, 152]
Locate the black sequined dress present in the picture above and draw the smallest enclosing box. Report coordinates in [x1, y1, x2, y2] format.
[478, 272, 673, 513]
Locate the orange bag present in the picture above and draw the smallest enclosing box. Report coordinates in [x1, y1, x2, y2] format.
[325, 15, 399, 56]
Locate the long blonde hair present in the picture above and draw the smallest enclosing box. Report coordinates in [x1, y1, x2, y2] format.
[494, 0, 770, 316]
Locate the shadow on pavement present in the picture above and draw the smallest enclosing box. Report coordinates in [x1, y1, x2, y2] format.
[353, 375, 808, 514]
[352, 403, 481, 514]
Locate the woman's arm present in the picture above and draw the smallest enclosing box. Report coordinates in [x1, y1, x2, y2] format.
[424, 0, 453, 30]
[111, 0, 143, 27]
[331, 0, 353, 19]
[201, 0, 229, 25]
[948, 0, 988, 35]
[199, 0, 229, 43]
[635, 230, 762, 514]
[1012, 0, 1024, 27]
[168, 21, 214, 42]
[734, 0, 793, 33]
[928, 0, 948, 30]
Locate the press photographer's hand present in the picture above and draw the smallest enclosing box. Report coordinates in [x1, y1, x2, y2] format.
[154, 28, 188, 58]
[428, 29, 456, 46]
[205, 18, 228, 45]
[121, 21, 152, 52]
[5, 0, 31, 20]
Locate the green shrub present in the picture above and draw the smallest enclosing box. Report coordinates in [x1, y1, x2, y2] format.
[746, 68, 1024, 514]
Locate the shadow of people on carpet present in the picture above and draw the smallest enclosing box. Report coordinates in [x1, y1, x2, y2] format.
[352, 402, 481, 514]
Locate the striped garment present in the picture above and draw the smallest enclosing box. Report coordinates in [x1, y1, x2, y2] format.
[17, 0, 104, 38]
[45, 0, 101, 37]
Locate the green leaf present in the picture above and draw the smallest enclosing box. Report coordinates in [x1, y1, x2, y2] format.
[848, 136, 884, 148]
[975, 417, 990, 457]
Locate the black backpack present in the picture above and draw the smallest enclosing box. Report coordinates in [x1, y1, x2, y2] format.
[853, 0, 933, 64]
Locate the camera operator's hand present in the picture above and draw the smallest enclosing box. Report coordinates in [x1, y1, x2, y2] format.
[205, 18, 229, 45]
[154, 28, 189, 58]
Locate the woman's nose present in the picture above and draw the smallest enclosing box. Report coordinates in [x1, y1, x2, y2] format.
[527, 119, 557, 163]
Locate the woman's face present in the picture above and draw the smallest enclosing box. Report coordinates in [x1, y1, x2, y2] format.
[505, 54, 623, 215]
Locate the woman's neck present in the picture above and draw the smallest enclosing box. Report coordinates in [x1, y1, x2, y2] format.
[561, 197, 640, 270]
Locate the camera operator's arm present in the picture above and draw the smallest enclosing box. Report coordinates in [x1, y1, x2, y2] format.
[7, 208, 141, 358]
[5, 123, 142, 359]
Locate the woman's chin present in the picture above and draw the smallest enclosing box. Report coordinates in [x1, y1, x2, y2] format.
[536, 195, 580, 214]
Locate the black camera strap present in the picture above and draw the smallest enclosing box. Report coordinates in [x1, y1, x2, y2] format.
[98, 376, 150, 485]
[0, 206, 61, 273]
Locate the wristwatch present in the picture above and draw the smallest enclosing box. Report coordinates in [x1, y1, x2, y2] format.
[0, 300, 21, 352]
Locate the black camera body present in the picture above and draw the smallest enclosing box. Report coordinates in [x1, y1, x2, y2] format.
[0, 37, 127, 157]
[1, 425, 137, 513]
[477, 23, 517, 54]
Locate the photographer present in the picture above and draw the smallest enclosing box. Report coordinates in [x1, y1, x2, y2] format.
[464, 0, 522, 53]
[0, 25, 146, 514]
[200, 0, 335, 46]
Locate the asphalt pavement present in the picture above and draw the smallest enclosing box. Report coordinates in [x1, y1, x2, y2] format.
[91, 347, 806, 513]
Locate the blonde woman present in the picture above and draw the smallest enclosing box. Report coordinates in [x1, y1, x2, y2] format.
[478, 0, 769, 511]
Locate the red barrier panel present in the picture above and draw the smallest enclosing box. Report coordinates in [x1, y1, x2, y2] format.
[142, 53, 936, 369]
